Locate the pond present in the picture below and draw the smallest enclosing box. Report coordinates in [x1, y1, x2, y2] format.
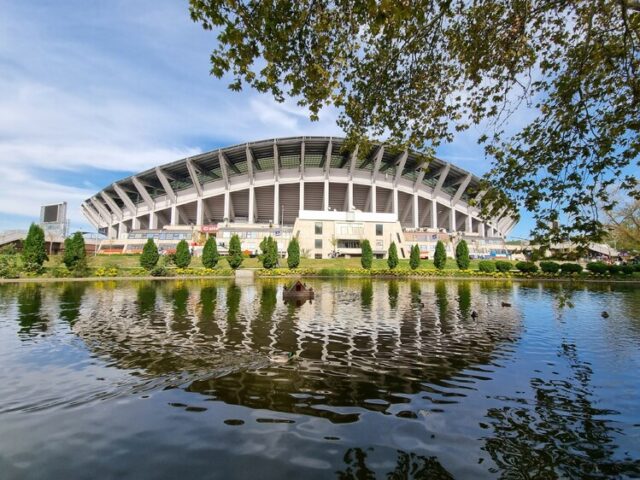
[0, 279, 639, 479]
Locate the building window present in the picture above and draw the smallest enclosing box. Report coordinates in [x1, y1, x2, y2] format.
[376, 224, 383, 236]
[315, 239, 323, 249]
[314, 253, 323, 259]
[315, 222, 323, 235]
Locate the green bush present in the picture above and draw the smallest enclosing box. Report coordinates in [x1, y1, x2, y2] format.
[63, 232, 86, 269]
[387, 242, 399, 270]
[227, 234, 243, 269]
[621, 265, 634, 275]
[560, 263, 583, 274]
[586, 262, 608, 274]
[433, 241, 446, 270]
[0, 256, 19, 278]
[0, 244, 18, 255]
[455, 240, 470, 270]
[539, 261, 560, 273]
[140, 239, 160, 270]
[361, 239, 373, 269]
[478, 260, 496, 273]
[150, 265, 169, 277]
[174, 239, 192, 268]
[409, 244, 420, 270]
[71, 258, 90, 277]
[287, 237, 300, 269]
[607, 264, 622, 275]
[202, 238, 219, 268]
[22, 223, 48, 272]
[50, 263, 71, 278]
[516, 261, 539, 273]
[259, 236, 278, 269]
[495, 260, 512, 273]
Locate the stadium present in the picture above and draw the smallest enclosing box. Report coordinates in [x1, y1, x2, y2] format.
[82, 136, 516, 259]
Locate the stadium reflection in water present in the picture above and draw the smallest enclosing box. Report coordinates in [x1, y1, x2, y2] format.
[0, 279, 639, 479]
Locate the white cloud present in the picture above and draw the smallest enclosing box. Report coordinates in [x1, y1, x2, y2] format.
[0, 0, 342, 231]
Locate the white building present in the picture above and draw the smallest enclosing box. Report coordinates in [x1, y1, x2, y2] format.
[82, 136, 516, 258]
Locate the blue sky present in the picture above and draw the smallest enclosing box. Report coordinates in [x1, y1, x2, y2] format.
[0, 0, 534, 238]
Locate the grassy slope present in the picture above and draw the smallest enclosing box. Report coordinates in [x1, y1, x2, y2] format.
[55, 254, 474, 271]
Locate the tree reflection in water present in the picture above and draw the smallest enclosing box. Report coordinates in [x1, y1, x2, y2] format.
[17, 284, 46, 337]
[482, 340, 640, 478]
[337, 447, 453, 480]
[59, 283, 86, 326]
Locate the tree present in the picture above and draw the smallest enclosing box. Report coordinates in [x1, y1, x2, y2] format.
[227, 234, 243, 269]
[22, 223, 48, 272]
[202, 237, 220, 268]
[287, 237, 300, 269]
[409, 244, 421, 270]
[433, 241, 447, 270]
[140, 238, 159, 271]
[175, 239, 192, 268]
[387, 241, 398, 270]
[455, 239, 470, 270]
[603, 198, 640, 251]
[190, 1, 640, 245]
[360, 239, 372, 269]
[63, 232, 86, 269]
[259, 236, 278, 269]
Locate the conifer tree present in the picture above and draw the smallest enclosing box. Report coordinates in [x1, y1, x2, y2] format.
[387, 241, 399, 269]
[409, 244, 421, 270]
[174, 239, 192, 268]
[287, 237, 300, 269]
[259, 236, 278, 269]
[202, 237, 219, 268]
[433, 240, 447, 270]
[227, 234, 243, 270]
[360, 239, 373, 269]
[22, 223, 48, 272]
[140, 238, 159, 270]
[455, 239, 470, 270]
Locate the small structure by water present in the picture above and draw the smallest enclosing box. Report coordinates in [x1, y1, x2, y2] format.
[283, 281, 314, 301]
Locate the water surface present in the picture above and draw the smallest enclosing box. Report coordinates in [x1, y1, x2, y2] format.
[0, 279, 639, 478]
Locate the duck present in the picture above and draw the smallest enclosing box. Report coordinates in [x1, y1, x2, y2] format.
[269, 352, 297, 364]
[601, 311, 609, 318]
[501, 302, 512, 308]
[471, 311, 478, 319]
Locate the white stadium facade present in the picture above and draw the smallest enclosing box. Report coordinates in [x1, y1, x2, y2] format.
[82, 136, 516, 259]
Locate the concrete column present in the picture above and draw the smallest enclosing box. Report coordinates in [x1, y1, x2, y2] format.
[466, 214, 473, 233]
[119, 222, 128, 239]
[371, 184, 377, 213]
[347, 182, 353, 210]
[450, 208, 456, 232]
[108, 225, 116, 239]
[132, 217, 140, 230]
[196, 198, 203, 225]
[273, 182, 280, 225]
[149, 212, 157, 230]
[299, 182, 305, 212]
[393, 188, 399, 217]
[223, 191, 230, 221]
[324, 180, 329, 211]
[431, 200, 437, 229]
[479, 222, 486, 237]
[248, 186, 255, 224]
[413, 194, 419, 228]
[170, 205, 177, 226]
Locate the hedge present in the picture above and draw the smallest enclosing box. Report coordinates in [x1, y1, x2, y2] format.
[560, 263, 583, 274]
[478, 260, 496, 273]
[539, 261, 560, 273]
[516, 261, 538, 273]
[495, 260, 512, 273]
